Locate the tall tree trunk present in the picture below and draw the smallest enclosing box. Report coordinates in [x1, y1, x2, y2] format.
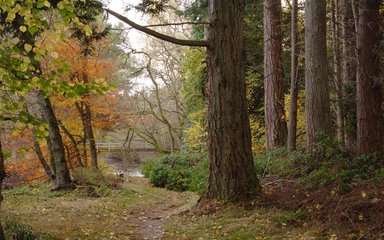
[356, 0, 382, 157]
[75, 72, 98, 170]
[59, 123, 84, 167]
[37, 92, 71, 189]
[82, 131, 88, 167]
[32, 132, 55, 180]
[341, 0, 357, 152]
[0, 139, 6, 239]
[263, 0, 287, 150]
[288, 0, 299, 152]
[45, 136, 56, 174]
[75, 102, 98, 170]
[205, 0, 261, 201]
[304, 0, 332, 151]
[331, 0, 345, 148]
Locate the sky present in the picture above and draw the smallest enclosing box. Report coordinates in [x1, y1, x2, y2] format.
[106, 0, 151, 91]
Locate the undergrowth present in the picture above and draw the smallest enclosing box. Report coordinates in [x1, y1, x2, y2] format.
[254, 134, 384, 189]
[142, 134, 384, 196]
[5, 221, 57, 240]
[141, 151, 208, 194]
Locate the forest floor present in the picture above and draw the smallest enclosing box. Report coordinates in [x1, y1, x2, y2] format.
[3, 177, 198, 240]
[3, 176, 384, 239]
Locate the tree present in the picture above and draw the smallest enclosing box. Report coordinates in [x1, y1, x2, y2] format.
[106, 0, 261, 201]
[356, 0, 382, 157]
[287, 0, 299, 152]
[304, 0, 332, 151]
[331, 0, 345, 148]
[53, 37, 115, 169]
[32, 130, 56, 180]
[204, 0, 260, 200]
[263, 0, 287, 150]
[0, 0, 107, 188]
[37, 94, 72, 188]
[0, 138, 6, 239]
[340, 0, 357, 152]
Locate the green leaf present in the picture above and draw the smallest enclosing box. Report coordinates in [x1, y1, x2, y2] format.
[28, 26, 39, 35]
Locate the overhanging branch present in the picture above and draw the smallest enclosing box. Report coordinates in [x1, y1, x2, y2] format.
[105, 9, 210, 47]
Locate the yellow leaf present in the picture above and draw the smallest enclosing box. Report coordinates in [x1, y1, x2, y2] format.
[19, 26, 27, 32]
[24, 44, 33, 52]
[6, 12, 15, 22]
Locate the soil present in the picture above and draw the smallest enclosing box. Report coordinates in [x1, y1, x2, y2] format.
[256, 177, 384, 239]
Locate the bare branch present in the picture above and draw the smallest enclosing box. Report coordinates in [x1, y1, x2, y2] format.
[105, 9, 210, 47]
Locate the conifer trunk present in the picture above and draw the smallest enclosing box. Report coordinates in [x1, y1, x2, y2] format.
[205, 0, 260, 201]
[264, 0, 287, 150]
[341, 0, 357, 152]
[304, 0, 332, 151]
[356, 0, 382, 157]
[288, 0, 299, 152]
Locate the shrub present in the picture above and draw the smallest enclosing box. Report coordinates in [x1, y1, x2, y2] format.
[4, 221, 57, 240]
[288, 134, 383, 188]
[141, 151, 208, 193]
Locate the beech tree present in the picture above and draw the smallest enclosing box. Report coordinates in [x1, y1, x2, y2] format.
[263, 0, 287, 150]
[356, 0, 383, 157]
[106, 0, 261, 201]
[304, 0, 332, 151]
[0, 0, 108, 188]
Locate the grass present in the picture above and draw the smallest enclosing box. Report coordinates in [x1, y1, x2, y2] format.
[3, 178, 197, 240]
[2, 178, 321, 240]
[163, 204, 320, 240]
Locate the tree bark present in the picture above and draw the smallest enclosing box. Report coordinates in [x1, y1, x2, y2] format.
[331, 0, 345, 148]
[45, 136, 56, 174]
[75, 101, 98, 170]
[287, 0, 299, 152]
[59, 123, 84, 168]
[304, 0, 332, 151]
[341, 0, 357, 152]
[0, 139, 6, 239]
[32, 131, 55, 180]
[205, 0, 261, 201]
[356, 0, 382, 157]
[263, 0, 287, 150]
[37, 92, 71, 189]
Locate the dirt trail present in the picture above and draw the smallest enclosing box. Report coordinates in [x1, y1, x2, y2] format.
[3, 151, 197, 240]
[100, 151, 197, 240]
[136, 193, 198, 239]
